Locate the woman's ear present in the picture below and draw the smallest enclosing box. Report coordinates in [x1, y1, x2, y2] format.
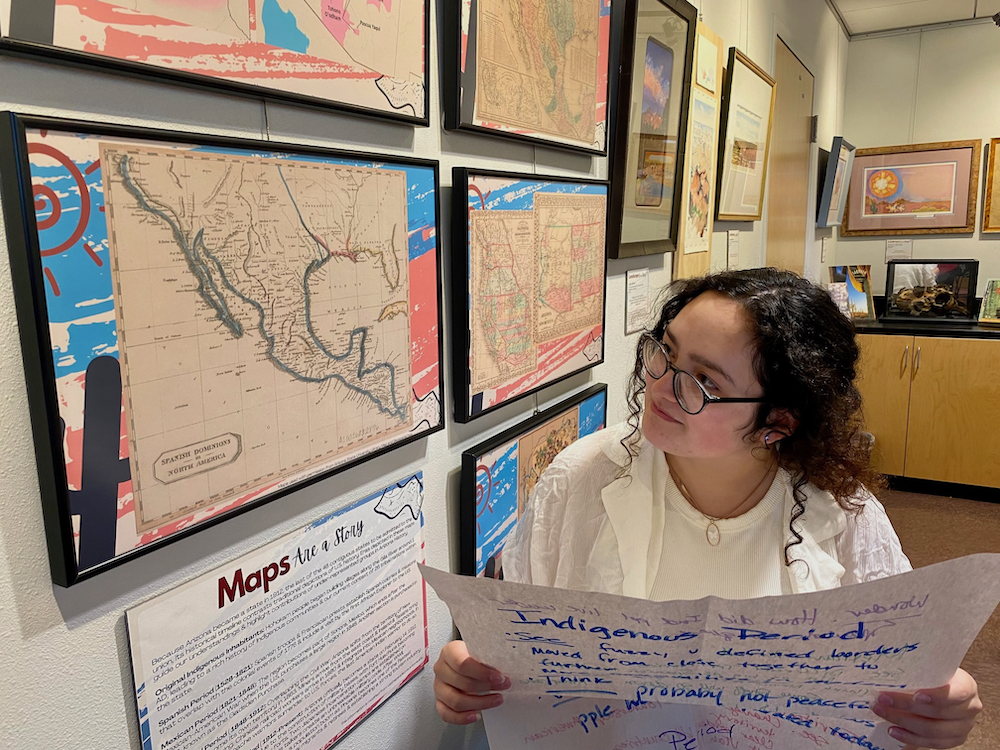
[762, 408, 799, 446]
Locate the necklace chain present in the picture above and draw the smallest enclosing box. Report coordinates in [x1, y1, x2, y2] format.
[666, 458, 776, 546]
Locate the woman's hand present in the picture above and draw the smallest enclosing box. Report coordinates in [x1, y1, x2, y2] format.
[871, 668, 982, 748]
[433, 640, 511, 724]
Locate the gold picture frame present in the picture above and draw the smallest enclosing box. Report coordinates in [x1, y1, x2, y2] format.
[715, 48, 776, 222]
[984, 138, 1000, 233]
[841, 140, 981, 237]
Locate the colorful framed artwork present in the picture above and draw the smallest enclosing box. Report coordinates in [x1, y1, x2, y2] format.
[443, 0, 611, 154]
[452, 167, 607, 423]
[841, 140, 981, 236]
[0, 113, 444, 586]
[715, 47, 776, 222]
[984, 138, 1000, 233]
[817, 137, 855, 228]
[0, 1, 428, 124]
[829, 265, 874, 321]
[460, 384, 607, 577]
[681, 86, 719, 255]
[607, 0, 697, 258]
[883, 259, 978, 322]
[979, 279, 1000, 325]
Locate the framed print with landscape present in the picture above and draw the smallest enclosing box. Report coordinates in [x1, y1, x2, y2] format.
[443, 0, 611, 154]
[607, 0, 697, 258]
[829, 265, 874, 321]
[0, 113, 444, 585]
[984, 138, 1000, 233]
[452, 168, 607, 423]
[841, 140, 981, 236]
[715, 48, 776, 222]
[817, 137, 855, 228]
[460, 384, 607, 578]
[0, 0, 428, 124]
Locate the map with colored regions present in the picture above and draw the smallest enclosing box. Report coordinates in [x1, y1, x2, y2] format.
[469, 209, 537, 391]
[473, 0, 601, 146]
[101, 144, 412, 531]
[1, 0, 425, 118]
[533, 193, 606, 342]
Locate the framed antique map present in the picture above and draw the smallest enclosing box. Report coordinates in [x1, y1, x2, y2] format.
[0, 1, 428, 124]
[607, 0, 697, 258]
[841, 140, 981, 236]
[0, 113, 444, 585]
[460, 384, 606, 577]
[452, 167, 607, 422]
[443, 0, 611, 154]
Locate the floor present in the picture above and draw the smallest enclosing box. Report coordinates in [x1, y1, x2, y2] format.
[880, 489, 1000, 750]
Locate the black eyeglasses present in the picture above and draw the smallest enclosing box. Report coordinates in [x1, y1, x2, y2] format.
[640, 334, 767, 415]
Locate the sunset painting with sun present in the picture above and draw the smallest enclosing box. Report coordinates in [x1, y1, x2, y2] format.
[863, 162, 957, 216]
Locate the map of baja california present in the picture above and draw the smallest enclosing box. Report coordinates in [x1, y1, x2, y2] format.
[101, 144, 412, 532]
[474, 0, 600, 145]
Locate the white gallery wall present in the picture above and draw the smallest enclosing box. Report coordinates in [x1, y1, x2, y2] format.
[837, 20, 1000, 296]
[0, 1, 845, 748]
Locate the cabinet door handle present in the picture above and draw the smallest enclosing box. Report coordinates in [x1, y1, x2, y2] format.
[913, 346, 921, 376]
[902, 345, 909, 374]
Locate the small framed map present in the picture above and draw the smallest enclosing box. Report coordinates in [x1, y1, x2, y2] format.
[460, 384, 606, 577]
[452, 167, 607, 422]
[443, 0, 611, 154]
[0, 113, 444, 585]
[0, 1, 428, 124]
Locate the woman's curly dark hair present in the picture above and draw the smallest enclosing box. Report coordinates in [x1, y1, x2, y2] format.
[622, 267, 884, 566]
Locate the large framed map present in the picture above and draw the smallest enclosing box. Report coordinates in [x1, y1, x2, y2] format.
[0, 0, 428, 124]
[443, 0, 611, 154]
[0, 113, 443, 585]
[452, 167, 607, 422]
[460, 384, 606, 578]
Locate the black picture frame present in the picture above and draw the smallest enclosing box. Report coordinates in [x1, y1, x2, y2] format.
[451, 167, 608, 423]
[606, 0, 697, 258]
[0, 112, 445, 586]
[0, 2, 430, 125]
[460, 383, 607, 577]
[443, 0, 611, 155]
[883, 259, 979, 323]
[817, 137, 855, 228]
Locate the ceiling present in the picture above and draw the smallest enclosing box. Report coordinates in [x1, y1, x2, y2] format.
[829, 0, 1000, 35]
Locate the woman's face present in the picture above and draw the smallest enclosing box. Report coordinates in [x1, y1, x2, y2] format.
[642, 291, 765, 459]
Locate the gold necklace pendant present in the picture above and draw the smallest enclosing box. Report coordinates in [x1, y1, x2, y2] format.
[706, 521, 721, 546]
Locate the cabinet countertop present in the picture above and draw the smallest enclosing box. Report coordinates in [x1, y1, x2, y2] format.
[855, 321, 1000, 339]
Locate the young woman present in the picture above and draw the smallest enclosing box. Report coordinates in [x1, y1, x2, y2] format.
[434, 269, 982, 749]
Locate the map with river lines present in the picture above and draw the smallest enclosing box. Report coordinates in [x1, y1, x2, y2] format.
[101, 144, 412, 531]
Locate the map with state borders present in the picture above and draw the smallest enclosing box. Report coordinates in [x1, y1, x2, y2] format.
[102, 144, 412, 531]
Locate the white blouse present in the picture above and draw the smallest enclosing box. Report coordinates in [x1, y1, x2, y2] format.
[502, 423, 912, 598]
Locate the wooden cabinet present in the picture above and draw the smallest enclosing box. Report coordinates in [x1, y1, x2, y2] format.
[857, 333, 1000, 487]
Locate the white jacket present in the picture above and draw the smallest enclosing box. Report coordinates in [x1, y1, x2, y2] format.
[502, 423, 912, 598]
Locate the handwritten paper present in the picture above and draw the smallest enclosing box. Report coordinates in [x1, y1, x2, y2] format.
[486, 693, 902, 750]
[127, 475, 427, 750]
[422, 553, 1000, 749]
